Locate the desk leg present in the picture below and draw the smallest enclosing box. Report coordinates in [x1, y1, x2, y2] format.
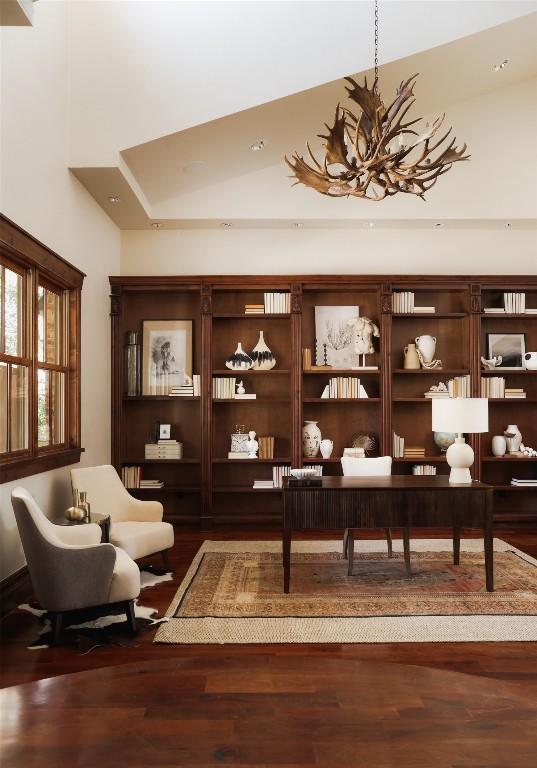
[453, 523, 461, 566]
[283, 528, 291, 594]
[347, 530, 355, 576]
[402, 527, 411, 577]
[484, 490, 494, 593]
[384, 528, 393, 558]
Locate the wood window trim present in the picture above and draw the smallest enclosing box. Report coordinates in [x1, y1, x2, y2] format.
[0, 215, 85, 483]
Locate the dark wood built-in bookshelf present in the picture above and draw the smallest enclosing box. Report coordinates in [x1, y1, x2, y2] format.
[110, 275, 537, 529]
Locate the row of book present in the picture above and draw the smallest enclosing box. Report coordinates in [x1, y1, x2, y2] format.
[169, 375, 200, 397]
[480, 377, 526, 399]
[412, 465, 437, 476]
[258, 436, 275, 459]
[253, 466, 294, 489]
[392, 292, 435, 314]
[145, 439, 183, 459]
[264, 292, 291, 314]
[323, 377, 367, 399]
[392, 432, 405, 458]
[212, 377, 256, 399]
[447, 375, 471, 398]
[121, 466, 164, 489]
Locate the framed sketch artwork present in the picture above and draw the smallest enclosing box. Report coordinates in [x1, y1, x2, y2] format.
[314, 306, 359, 368]
[487, 332, 526, 370]
[142, 320, 193, 395]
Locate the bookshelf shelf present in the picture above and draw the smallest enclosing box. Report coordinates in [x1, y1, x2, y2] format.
[481, 456, 537, 462]
[303, 397, 381, 403]
[110, 274, 537, 526]
[392, 312, 467, 319]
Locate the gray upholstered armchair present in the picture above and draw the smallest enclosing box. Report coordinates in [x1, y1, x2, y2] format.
[11, 487, 141, 644]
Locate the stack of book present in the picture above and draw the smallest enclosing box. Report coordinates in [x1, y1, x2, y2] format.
[392, 292, 436, 314]
[323, 377, 367, 399]
[412, 465, 437, 476]
[145, 440, 183, 459]
[392, 432, 405, 458]
[505, 387, 526, 399]
[302, 348, 312, 370]
[258, 436, 275, 459]
[169, 374, 200, 397]
[503, 292, 525, 313]
[139, 479, 164, 489]
[273, 466, 292, 488]
[121, 465, 142, 488]
[404, 446, 426, 459]
[213, 377, 236, 399]
[525, 308, 537, 314]
[253, 479, 274, 489]
[447, 375, 471, 398]
[244, 304, 264, 315]
[511, 478, 537, 487]
[481, 377, 505, 398]
[264, 292, 291, 313]
[424, 386, 450, 399]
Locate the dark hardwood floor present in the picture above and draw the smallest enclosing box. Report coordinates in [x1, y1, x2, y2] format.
[1, 526, 537, 766]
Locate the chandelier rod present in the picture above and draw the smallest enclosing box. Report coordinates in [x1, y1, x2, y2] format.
[374, 0, 379, 91]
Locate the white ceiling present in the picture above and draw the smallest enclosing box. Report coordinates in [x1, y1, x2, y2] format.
[69, 2, 537, 228]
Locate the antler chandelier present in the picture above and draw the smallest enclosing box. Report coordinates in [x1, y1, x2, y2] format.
[285, 1, 469, 201]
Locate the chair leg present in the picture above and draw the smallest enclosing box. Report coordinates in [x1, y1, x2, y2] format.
[347, 531, 355, 576]
[384, 527, 393, 558]
[402, 527, 412, 577]
[50, 612, 63, 645]
[343, 529, 349, 559]
[161, 549, 171, 570]
[125, 600, 137, 634]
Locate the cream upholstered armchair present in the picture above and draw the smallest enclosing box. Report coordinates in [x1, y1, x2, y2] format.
[11, 487, 140, 644]
[340, 456, 411, 577]
[70, 465, 174, 568]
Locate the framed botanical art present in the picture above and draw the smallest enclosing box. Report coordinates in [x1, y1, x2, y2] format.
[314, 305, 359, 367]
[487, 332, 526, 370]
[142, 320, 193, 395]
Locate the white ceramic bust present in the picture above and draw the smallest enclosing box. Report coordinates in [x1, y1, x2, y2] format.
[245, 430, 258, 458]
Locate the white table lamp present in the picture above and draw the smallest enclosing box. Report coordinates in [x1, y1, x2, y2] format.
[431, 398, 488, 484]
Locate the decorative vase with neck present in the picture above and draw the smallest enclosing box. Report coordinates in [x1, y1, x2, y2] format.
[250, 331, 276, 370]
[415, 335, 436, 364]
[302, 420, 321, 458]
[505, 424, 522, 454]
[403, 343, 420, 369]
[225, 342, 253, 371]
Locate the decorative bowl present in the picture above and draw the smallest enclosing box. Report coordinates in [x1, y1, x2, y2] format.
[433, 431, 457, 452]
[290, 468, 318, 480]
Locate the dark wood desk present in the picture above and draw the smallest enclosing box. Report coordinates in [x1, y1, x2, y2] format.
[282, 476, 494, 593]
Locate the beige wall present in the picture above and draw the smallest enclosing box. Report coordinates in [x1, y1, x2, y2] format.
[0, 2, 120, 580]
[121, 227, 537, 275]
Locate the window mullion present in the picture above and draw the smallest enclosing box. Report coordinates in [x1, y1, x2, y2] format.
[30, 268, 38, 458]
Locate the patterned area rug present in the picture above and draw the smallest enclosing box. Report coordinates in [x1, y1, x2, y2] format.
[155, 539, 537, 644]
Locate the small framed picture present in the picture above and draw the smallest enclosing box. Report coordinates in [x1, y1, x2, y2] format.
[487, 333, 526, 370]
[159, 423, 171, 440]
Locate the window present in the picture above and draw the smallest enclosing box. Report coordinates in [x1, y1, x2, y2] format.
[0, 215, 84, 482]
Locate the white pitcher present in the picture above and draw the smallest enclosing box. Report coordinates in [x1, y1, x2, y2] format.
[320, 439, 334, 459]
[415, 335, 436, 364]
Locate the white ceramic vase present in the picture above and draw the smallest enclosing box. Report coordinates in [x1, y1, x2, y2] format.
[491, 435, 507, 457]
[505, 424, 522, 454]
[524, 352, 537, 370]
[302, 420, 321, 458]
[415, 335, 436, 364]
[250, 331, 276, 370]
[320, 439, 334, 459]
[225, 342, 253, 371]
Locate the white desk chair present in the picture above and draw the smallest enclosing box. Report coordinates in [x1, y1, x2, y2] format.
[340, 456, 411, 577]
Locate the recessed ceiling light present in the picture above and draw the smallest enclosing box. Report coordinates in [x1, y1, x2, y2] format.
[107, 195, 120, 203]
[366, 221, 375, 228]
[434, 222, 444, 228]
[183, 160, 206, 174]
[293, 222, 304, 228]
[151, 222, 162, 229]
[504, 222, 512, 229]
[492, 59, 509, 72]
[220, 222, 233, 228]
[250, 140, 265, 152]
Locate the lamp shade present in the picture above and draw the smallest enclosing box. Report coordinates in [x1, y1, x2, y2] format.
[431, 398, 488, 434]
